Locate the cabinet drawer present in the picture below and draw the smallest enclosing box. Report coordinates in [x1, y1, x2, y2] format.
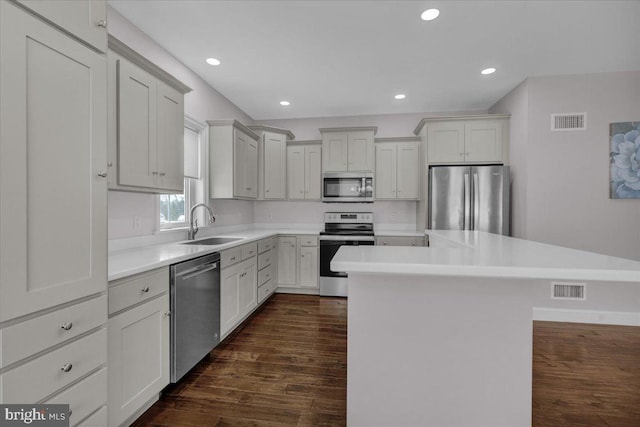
[1, 328, 106, 404]
[258, 249, 274, 271]
[109, 268, 168, 315]
[258, 237, 276, 254]
[241, 242, 258, 260]
[1, 295, 106, 368]
[221, 247, 242, 267]
[48, 368, 107, 427]
[258, 264, 273, 287]
[76, 406, 106, 427]
[258, 279, 275, 304]
[376, 236, 426, 247]
[298, 235, 318, 247]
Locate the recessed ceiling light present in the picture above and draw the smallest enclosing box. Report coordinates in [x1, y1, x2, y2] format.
[280, 101, 290, 106]
[394, 94, 406, 100]
[206, 57, 221, 66]
[421, 8, 440, 21]
[481, 67, 496, 75]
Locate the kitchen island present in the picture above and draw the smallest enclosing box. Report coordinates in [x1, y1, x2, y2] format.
[332, 230, 640, 427]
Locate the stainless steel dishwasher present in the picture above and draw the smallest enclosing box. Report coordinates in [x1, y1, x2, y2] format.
[170, 252, 220, 382]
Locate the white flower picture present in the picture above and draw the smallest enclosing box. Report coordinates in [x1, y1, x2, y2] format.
[610, 121, 640, 199]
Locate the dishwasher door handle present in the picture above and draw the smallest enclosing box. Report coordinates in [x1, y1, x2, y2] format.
[176, 263, 218, 280]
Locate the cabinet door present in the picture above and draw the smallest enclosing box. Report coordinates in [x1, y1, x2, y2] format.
[298, 246, 318, 289]
[108, 294, 169, 427]
[233, 131, 248, 198]
[287, 146, 306, 199]
[239, 259, 257, 317]
[322, 132, 348, 172]
[156, 81, 184, 192]
[465, 120, 503, 163]
[245, 138, 258, 198]
[277, 237, 297, 286]
[305, 145, 322, 200]
[0, 3, 107, 321]
[427, 122, 465, 163]
[17, 0, 107, 53]
[220, 265, 241, 337]
[117, 57, 157, 188]
[396, 142, 420, 199]
[264, 133, 287, 199]
[348, 131, 374, 171]
[375, 143, 397, 199]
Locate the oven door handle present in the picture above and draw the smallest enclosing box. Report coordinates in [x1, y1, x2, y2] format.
[319, 235, 375, 242]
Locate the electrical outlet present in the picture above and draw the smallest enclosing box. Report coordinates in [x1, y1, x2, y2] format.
[133, 215, 141, 231]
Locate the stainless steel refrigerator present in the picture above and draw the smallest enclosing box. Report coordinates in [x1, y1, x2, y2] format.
[428, 165, 510, 235]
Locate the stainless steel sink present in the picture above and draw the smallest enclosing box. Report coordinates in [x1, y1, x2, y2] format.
[181, 237, 243, 245]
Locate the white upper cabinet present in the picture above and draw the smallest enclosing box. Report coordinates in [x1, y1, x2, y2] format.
[0, 1, 107, 321]
[209, 120, 260, 200]
[287, 143, 322, 200]
[321, 127, 377, 172]
[375, 139, 420, 200]
[416, 115, 509, 164]
[248, 126, 295, 200]
[108, 37, 191, 193]
[16, 0, 107, 53]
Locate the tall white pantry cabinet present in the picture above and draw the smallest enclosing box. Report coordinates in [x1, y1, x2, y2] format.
[0, 0, 108, 425]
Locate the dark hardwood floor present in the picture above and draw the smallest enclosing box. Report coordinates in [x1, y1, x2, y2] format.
[132, 294, 347, 427]
[132, 294, 640, 427]
[533, 321, 640, 427]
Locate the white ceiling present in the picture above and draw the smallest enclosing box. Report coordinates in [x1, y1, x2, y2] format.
[109, 0, 640, 121]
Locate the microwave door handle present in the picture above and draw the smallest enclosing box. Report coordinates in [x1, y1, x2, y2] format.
[361, 178, 366, 195]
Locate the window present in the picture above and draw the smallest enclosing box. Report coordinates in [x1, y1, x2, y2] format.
[158, 118, 206, 230]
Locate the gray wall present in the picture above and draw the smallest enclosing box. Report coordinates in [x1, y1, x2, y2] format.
[491, 71, 640, 260]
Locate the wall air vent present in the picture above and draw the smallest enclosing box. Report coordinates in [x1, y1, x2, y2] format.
[551, 282, 586, 300]
[551, 113, 587, 131]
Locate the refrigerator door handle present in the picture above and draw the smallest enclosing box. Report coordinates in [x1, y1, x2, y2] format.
[464, 173, 470, 230]
[473, 173, 479, 231]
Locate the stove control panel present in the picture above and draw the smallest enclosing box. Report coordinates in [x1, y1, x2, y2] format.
[324, 212, 373, 223]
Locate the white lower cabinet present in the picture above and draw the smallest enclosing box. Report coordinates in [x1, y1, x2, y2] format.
[220, 244, 259, 339]
[107, 269, 170, 427]
[48, 367, 107, 426]
[277, 236, 297, 286]
[277, 235, 319, 291]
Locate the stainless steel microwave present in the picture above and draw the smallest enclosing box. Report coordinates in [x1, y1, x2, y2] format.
[322, 172, 374, 203]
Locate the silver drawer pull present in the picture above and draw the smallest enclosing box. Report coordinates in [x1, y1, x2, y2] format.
[60, 363, 73, 373]
[141, 286, 150, 293]
[60, 322, 73, 331]
[97, 19, 107, 28]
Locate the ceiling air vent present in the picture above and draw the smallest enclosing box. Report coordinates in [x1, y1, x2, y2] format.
[551, 113, 586, 131]
[551, 282, 586, 300]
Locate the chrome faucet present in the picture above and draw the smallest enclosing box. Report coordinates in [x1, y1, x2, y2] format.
[188, 203, 216, 240]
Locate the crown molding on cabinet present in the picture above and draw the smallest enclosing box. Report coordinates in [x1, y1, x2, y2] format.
[108, 35, 192, 94]
[206, 119, 260, 140]
[247, 125, 295, 140]
[287, 139, 321, 145]
[413, 114, 510, 136]
[319, 126, 378, 135]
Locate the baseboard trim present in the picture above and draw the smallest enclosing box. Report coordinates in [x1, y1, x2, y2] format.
[276, 287, 319, 295]
[533, 307, 640, 326]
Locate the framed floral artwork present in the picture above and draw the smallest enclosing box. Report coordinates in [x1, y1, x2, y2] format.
[610, 121, 640, 199]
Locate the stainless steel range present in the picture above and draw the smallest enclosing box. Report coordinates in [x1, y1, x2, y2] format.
[319, 212, 374, 297]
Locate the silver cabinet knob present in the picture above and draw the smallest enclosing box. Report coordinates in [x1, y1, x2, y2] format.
[97, 171, 107, 178]
[107, 161, 113, 167]
[61, 363, 73, 373]
[97, 19, 107, 28]
[159, 172, 166, 176]
[60, 322, 73, 331]
[164, 311, 171, 317]
[152, 171, 158, 175]
[411, 242, 416, 246]
[141, 286, 150, 293]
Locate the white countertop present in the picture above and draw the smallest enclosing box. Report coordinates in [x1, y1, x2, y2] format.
[332, 230, 640, 282]
[374, 229, 426, 237]
[108, 227, 319, 281]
